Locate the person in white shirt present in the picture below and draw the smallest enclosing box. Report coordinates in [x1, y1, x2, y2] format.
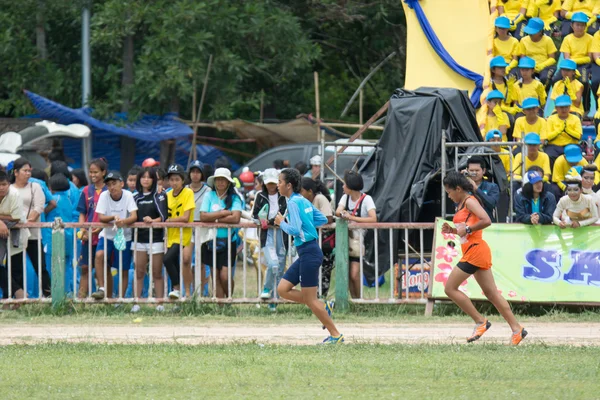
[553, 174, 599, 228]
[335, 170, 377, 299]
[92, 171, 138, 299]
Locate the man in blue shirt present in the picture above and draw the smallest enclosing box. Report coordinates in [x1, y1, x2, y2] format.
[466, 156, 500, 222]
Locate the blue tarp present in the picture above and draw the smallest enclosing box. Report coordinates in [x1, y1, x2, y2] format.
[25, 91, 238, 170]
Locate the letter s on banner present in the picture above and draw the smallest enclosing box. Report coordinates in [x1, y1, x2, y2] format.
[522, 250, 562, 283]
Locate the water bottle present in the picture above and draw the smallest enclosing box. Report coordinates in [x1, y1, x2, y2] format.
[587, 136, 594, 160]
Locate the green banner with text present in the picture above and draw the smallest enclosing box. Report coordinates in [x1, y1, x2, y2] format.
[431, 218, 600, 303]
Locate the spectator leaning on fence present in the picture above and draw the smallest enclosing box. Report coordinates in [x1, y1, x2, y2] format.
[514, 169, 557, 225]
[163, 164, 195, 299]
[335, 170, 377, 299]
[10, 157, 50, 297]
[132, 167, 167, 311]
[200, 167, 242, 299]
[301, 177, 335, 298]
[76, 158, 107, 298]
[0, 171, 28, 299]
[187, 160, 211, 296]
[253, 168, 288, 306]
[581, 164, 599, 194]
[92, 171, 138, 300]
[553, 172, 599, 228]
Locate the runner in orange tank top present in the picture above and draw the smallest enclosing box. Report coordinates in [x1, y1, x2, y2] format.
[442, 171, 527, 345]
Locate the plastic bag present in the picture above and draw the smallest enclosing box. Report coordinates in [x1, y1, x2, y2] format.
[113, 227, 126, 251]
[258, 204, 269, 230]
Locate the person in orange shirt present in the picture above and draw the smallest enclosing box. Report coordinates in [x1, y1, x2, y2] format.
[441, 170, 527, 346]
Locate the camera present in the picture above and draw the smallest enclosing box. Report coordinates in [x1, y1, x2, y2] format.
[462, 171, 475, 177]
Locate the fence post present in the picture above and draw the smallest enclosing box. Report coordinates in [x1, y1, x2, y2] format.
[51, 217, 65, 309]
[334, 219, 349, 311]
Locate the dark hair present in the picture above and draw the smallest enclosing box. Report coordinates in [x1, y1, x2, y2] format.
[443, 170, 485, 205]
[136, 167, 158, 194]
[128, 165, 142, 178]
[214, 156, 232, 171]
[301, 178, 331, 202]
[189, 165, 205, 181]
[10, 157, 31, 183]
[90, 158, 108, 172]
[203, 164, 214, 179]
[157, 167, 167, 180]
[0, 171, 8, 183]
[49, 173, 70, 192]
[280, 168, 301, 193]
[583, 164, 598, 175]
[294, 161, 308, 175]
[521, 166, 548, 200]
[50, 160, 71, 180]
[31, 168, 48, 184]
[273, 159, 285, 170]
[71, 168, 88, 188]
[255, 174, 263, 186]
[344, 170, 364, 191]
[467, 156, 487, 171]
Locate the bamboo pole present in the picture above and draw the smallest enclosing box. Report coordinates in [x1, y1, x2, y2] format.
[260, 90, 264, 124]
[188, 54, 213, 167]
[321, 122, 383, 131]
[314, 71, 321, 142]
[359, 89, 363, 125]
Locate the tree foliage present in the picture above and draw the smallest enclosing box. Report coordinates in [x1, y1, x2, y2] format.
[0, 0, 406, 126]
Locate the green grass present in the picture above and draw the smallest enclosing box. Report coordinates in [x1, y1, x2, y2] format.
[0, 343, 598, 399]
[2, 301, 600, 326]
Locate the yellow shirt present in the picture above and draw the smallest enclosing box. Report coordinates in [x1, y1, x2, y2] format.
[166, 187, 195, 248]
[478, 113, 511, 141]
[518, 35, 557, 65]
[591, 30, 600, 53]
[517, 79, 547, 106]
[513, 151, 551, 181]
[527, 0, 561, 23]
[480, 80, 520, 114]
[513, 115, 548, 141]
[546, 113, 583, 147]
[493, 36, 519, 64]
[550, 79, 584, 116]
[552, 155, 588, 190]
[500, 0, 528, 19]
[560, 33, 593, 64]
[562, 0, 595, 15]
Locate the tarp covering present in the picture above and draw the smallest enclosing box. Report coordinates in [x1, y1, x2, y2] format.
[25, 91, 193, 141]
[359, 88, 507, 283]
[214, 118, 343, 148]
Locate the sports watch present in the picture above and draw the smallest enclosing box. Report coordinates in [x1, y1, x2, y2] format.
[465, 226, 472, 234]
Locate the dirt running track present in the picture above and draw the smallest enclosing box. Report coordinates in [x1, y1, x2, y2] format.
[0, 322, 599, 345]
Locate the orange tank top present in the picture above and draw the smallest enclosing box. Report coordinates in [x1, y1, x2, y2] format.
[452, 196, 492, 269]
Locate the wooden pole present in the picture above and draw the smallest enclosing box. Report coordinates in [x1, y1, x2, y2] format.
[192, 80, 197, 127]
[259, 90, 264, 124]
[188, 54, 213, 168]
[326, 100, 389, 166]
[359, 89, 363, 125]
[314, 71, 321, 142]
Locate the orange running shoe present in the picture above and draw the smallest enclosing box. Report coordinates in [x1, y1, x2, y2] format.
[511, 328, 528, 345]
[467, 319, 491, 343]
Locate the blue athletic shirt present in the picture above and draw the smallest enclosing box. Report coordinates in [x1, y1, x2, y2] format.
[280, 193, 327, 247]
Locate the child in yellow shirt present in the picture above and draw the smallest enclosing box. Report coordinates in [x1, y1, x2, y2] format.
[493, 16, 519, 74]
[519, 18, 558, 88]
[498, 0, 529, 39]
[559, 12, 592, 110]
[486, 130, 513, 175]
[516, 57, 547, 107]
[480, 56, 521, 118]
[477, 90, 511, 140]
[546, 95, 583, 166]
[526, 0, 561, 32]
[513, 97, 548, 143]
[550, 59, 584, 117]
[590, 28, 600, 98]
[513, 133, 552, 182]
[560, 0, 599, 36]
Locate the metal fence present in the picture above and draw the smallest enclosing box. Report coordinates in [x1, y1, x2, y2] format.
[0, 219, 435, 310]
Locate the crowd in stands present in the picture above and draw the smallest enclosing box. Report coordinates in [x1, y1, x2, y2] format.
[0, 151, 377, 307]
[472, 2, 600, 228]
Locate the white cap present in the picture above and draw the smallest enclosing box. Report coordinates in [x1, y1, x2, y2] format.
[262, 168, 279, 185]
[310, 155, 322, 166]
[207, 167, 235, 188]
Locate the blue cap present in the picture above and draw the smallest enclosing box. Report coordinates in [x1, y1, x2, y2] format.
[571, 12, 590, 24]
[188, 159, 205, 172]
[495, 16, 511, 29]
[564, 144, 583, 163]
[559, 59, 577, 70]
[521, 97, 540, 110]
[518, 57, 536, 69]
[524, 18, 544, 35]
[490, 56, 508, 68]
[524, 133, 541, 145]
[526, 170, 543, 185]
[555, 94, 572, 107]
[485, 130, 502, 141]
[486, 90, 505, 101]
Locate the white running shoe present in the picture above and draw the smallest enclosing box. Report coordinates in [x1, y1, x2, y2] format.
[131, 304, 141, 313]
[155, 305, 165, 312]
[168, 290, 181, 300]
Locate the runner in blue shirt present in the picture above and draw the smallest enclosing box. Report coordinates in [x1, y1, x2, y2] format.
[274, 168, 344, 344]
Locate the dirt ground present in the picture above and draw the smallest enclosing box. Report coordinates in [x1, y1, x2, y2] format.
[1, 322, 599, 345]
